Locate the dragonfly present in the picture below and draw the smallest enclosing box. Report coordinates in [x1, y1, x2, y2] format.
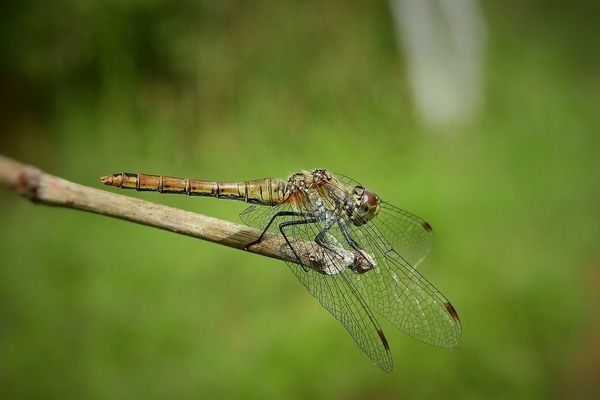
[100, 168, 461, 372]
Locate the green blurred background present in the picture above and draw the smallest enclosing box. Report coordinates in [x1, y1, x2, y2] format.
[1, 1, 598, 398]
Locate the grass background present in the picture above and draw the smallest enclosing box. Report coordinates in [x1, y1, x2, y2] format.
[1, 1, 599, 398]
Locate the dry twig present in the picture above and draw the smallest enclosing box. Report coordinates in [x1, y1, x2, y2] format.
[0, 155, 355, 270]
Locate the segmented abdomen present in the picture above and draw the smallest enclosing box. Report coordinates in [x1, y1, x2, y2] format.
[100, 172, 287, 206]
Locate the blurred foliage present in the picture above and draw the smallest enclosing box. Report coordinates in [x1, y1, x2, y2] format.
[1, 0, 599, 399]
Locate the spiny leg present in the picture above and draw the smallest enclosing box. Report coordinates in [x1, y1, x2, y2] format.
[314, 218, 336, 245]
[312, 217, 352, 262]
[279, 217, 349, 273]
[279, 218, 319, 272]
[339, 222, 375, 272]
[244, 211, 313, 250]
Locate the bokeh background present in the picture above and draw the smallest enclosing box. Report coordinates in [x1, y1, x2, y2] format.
[1, 1, 598, 398]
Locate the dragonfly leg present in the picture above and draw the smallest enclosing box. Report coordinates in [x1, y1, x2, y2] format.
[244, 211, 313, 250]
[279, 218, 319, 272]
[338, 222, 375, 273]
[314, 217, 337, 246]
[313, 218, 352, 262]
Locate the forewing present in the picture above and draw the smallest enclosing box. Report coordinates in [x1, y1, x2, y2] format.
[344, 221, 462, 348]
[375, 202, 433, 267]
[331, 172, 433, 267]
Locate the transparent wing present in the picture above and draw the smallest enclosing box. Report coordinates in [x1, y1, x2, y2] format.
[286, 261, 393, 372]
[240, 203, 287, 234]
[240, 198, 394, 372]
[332, 173, 433, 267]
[324, 180, 462, 347]
[311, 216, 461, 348]
[344, 220, 462, 347]
[375, 202, 433, 267]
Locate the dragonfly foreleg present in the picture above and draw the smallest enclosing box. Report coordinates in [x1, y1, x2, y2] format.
[313, 217, 352, 262]
[338, 222, 376, 274]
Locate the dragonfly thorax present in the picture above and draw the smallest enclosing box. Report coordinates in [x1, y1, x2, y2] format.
[283, 169, 380, 227]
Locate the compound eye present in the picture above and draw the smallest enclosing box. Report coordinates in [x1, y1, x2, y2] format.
[363, 190, 378, 207]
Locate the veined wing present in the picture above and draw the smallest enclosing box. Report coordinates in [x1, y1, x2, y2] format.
[240, 199, 394, 372]
[375, 202, 433, 268]
[342, 219, 461, 347]
[332, 173, 433, 267]
[320, 177, 461, 348]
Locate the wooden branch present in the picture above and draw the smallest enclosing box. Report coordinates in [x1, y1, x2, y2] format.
[0, 155, 359, 272]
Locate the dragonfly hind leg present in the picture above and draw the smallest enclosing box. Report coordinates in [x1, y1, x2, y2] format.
[244, 211, 312, 250]
[278, 218, 320, 272]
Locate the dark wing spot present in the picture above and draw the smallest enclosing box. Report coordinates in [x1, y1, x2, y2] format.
[422, 221, 433, 233]
[377, 329, 390, 352]
[444, 302, 460, 322]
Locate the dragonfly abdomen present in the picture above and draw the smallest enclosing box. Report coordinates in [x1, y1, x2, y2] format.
[100, 172, 287, 205]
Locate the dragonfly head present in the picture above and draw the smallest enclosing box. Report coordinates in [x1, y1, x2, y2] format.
[350, 186, 380, 226]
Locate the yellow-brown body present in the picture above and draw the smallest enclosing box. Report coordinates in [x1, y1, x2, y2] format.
[100, 172, 287, 206]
